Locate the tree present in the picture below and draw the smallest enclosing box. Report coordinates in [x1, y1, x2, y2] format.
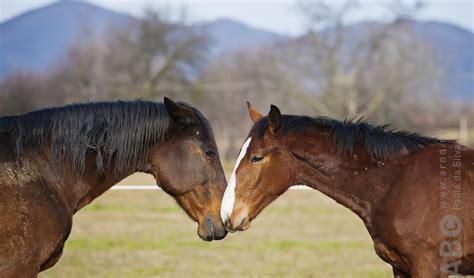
[195, 0, 445, 159]
[0, 73, 44, 116]
[100, 10, 208, 100]
[279, 0, 442, 129]
[196, 48, 317, 160]
[0, 8, 209, 116]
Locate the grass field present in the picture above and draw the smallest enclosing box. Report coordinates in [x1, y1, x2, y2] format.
[40, 173, 393, 278]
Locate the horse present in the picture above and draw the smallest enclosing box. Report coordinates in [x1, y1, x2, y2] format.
[0, 97, 227, 276]
[221, 102, 473, 277]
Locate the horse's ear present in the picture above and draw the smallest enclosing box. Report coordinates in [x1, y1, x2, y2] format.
[246, 101, 263, 123]
[164, 97, 194, 121]
[268, 104, 282, 136]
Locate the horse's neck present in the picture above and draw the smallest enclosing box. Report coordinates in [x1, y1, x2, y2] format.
[58, 161, 137, 214]
[83, 169, 136, 209]
[291, 141, 399, 233]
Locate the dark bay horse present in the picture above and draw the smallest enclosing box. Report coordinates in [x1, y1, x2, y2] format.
[0, 98, 227, 276]
[221, 103, 473, 277]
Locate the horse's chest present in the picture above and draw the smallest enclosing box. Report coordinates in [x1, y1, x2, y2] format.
[373, 239, 408, 272]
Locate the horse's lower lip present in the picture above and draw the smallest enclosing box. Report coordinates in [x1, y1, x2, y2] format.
[202, 236, 213, 241]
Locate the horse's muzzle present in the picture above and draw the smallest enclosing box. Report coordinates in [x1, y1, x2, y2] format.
[224, 216, 250, 233]
[198, 215, 227, 241]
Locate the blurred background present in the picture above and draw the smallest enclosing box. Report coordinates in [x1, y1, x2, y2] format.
[1, 0, 473, 277]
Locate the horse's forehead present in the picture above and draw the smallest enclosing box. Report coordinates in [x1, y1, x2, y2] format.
[177, 117, 214, 143]
[199, 125, 217, 148]
[235, 137, 253, 170]
[250, 133, 275, 149]
[196, 117, 215, 140]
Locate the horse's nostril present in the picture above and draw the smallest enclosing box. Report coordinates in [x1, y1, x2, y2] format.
[224, 217, 234, 232]
[238, 217, 250, 231]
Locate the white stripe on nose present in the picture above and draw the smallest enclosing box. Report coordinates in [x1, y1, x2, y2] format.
[220, 137, 252, 223]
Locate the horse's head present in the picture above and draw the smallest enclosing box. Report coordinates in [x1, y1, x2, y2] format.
[220, 103, 298, 233]
[149, 98, 227, 241]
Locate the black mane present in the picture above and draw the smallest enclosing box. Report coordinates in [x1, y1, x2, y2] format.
[249, 115, 447, 160]
[0, 101, 172, 174]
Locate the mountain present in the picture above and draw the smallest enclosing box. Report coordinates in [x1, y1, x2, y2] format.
[0, 1, 133, 76]
[318, 20, 474, 100]
[412, 21, 474, 100]
[0, 2, 285, 77]
[201, 18, 287, 56]
[0, 1, 472, 100]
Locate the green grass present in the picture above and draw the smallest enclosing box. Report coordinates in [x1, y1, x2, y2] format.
[40, 190, 392, 277]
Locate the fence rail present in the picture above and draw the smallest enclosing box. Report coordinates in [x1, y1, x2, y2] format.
[111, 185, 312, 190]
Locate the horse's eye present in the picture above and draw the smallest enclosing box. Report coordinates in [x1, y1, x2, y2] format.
[250, 155, 264, 163]
[205, 150, 216, 159]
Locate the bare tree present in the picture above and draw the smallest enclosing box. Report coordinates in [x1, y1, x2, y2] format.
[195, 0, 445, 159]
[0, 8, 209, 117]
[0, 72, 70, 116]
[197, 48, 316, 160]
[99, 9, 208, 100]
[280, 0, 442, 129]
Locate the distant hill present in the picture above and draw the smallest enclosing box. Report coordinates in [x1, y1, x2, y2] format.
[200, 18, 287, 56]
[412, 21, 474, 100]
[317, 20, 474, 100]
[0, 1, 472, 100]
[0, 1, 285, 77]
[0, 1, 132, 76]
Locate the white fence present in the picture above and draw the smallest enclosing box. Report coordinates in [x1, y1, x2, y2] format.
[111, 185, 312, 190]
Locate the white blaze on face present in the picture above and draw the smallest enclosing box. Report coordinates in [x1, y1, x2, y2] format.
[220, 137, 252, 223]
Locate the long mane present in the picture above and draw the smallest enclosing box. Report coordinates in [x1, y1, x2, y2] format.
[249, 115, 448, 160]
[0, 101, 171, 174]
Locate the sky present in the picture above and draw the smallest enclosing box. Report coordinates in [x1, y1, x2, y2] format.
[0, 0, 473, 36]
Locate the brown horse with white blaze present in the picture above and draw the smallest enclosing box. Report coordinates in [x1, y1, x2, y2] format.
[0, 98, 227, 277]
[221, 102, 474, 277]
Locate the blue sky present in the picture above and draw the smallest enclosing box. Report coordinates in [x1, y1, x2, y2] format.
[1, 0, 473, 35]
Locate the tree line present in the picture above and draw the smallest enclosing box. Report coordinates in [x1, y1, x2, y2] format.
[1, 1, 471, 159]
